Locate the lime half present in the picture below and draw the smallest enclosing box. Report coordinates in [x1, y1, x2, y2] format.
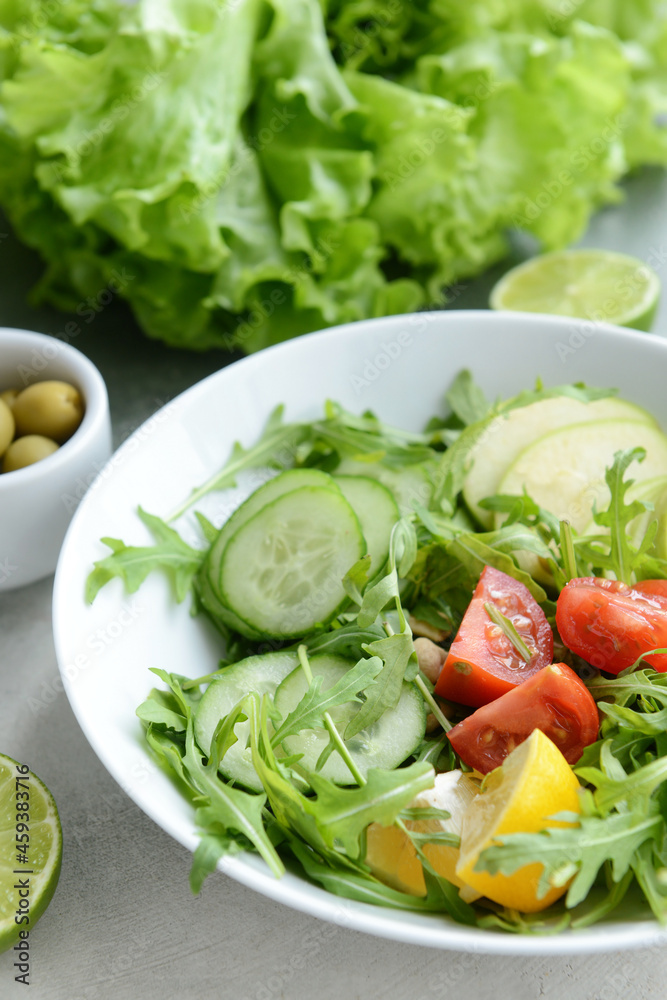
[0, 753, 62, 952]
[490, 249, 660, 331]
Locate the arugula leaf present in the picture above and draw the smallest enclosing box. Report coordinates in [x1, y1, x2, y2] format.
[144, 717, 185, 764]
[149, 667, 203, 716]
[341, 555, 372, 606]
[582, 671, 667, 766]
[168, 406, 310, 520]
[478, 811, 663, 910]
[312, 402, 442, 467]
[306, 763, 435, 858]
[479, 494, 562, 550]
[432, 531, 549, 604]
[304, 621, 388, 658]
[432, 420, 486, 516]
[341, 518, 421, 737]
[632, 840, 667, 923]
[577, 756, 667, 816]
[588, 669, 667, 710]
[270, 655, 383, 746]
[190, 833, 247, 895]
[140, 672, 282, 880]
[588, 448, 654, 583]
[357, 570, 400, 628]
[194, 511, 220, 546]
[287, 839, 456, 912]
[344, 631, 417, 739]
[445, 370, 490, 428]
[248, 695, 333, 856]
[86, 507, 204, 603]
[183, 712, 283, 877]
[136, 689, 186, 731]
[569, 866, 634, 930]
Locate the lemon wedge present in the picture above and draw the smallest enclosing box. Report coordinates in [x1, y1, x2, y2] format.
[456, 729, 581, 913]
[365, 770, 481, 901]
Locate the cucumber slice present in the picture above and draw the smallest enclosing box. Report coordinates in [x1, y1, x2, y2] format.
[334, 475, 399, 571]
[274, 657, 426, 785]
[464, 396, 658, 528]
[207, 469, 341, 597]
[194, 651, 300, 791]
[335, 456, 436, 515]
[497, 419, 667, 580]
[197, 565, 263, 639]
[219, 486, 365, 639]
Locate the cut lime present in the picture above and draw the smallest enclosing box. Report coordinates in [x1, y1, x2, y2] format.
[490, 249, 660, 331]
[0, 753, 62, 952]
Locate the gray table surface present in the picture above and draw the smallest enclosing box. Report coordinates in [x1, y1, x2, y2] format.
[2, 170, 667, 1000]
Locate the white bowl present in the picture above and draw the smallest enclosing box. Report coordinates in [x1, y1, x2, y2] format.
[52, 310, 667, 954]
[0, 327, 112, 590]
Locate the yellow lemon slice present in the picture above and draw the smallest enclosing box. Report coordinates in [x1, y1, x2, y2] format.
[456, 729, 581, 913]
[365, 769, 481, 901]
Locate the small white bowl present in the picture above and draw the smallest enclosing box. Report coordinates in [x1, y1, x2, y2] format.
[0, 328, 112, 590]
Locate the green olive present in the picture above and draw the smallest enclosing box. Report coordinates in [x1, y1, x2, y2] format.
[2, 435, 59, 473]
[12, 380, 84, 443]
[0, 387, 20, 409]
[0, 398, 14, 458]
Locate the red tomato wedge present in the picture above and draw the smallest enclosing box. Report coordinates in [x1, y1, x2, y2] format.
[447, 663, 599, 774]
[556, 577, 667, 675]
[633, 579, 667, 601]
[434, 565, 553, 708]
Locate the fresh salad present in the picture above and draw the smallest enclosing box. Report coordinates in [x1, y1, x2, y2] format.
[88, 372, 667, 933]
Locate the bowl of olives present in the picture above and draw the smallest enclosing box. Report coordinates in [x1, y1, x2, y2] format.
[0, 328, 112, 590]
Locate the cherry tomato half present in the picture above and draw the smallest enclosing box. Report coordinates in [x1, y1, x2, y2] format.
[434, 565, 553, 708]
[556, 577, 667, 674]
[446, 663, 599, 774]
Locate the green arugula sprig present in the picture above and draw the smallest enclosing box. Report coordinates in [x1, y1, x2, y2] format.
[573, 448, 662, 583]
[86, 507, 204, 604]
[477, 809, 662, 914]
[140, 671, 284, 888]
[339, 519, 420, 738]
[311, 400, 445, 465]
[167, 406, 310, 521]
[269, 649, 383, 750]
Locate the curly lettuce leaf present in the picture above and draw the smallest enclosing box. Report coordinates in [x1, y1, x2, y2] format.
[1, 0, 667, 351]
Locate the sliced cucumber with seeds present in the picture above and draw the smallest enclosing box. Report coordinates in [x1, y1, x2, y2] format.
[207, 468, 341, 595]
[218, 486, 365, 639]
[203, 469, 346, 638]
[334, 475, 399, 571]
[335, 456, 436, 515]
[194, 650, 301, 791]
[197, 564, 264, 639]
[274, 656, 426, 785]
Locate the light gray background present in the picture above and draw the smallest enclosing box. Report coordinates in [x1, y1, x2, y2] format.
[2, 168, 667, 999]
